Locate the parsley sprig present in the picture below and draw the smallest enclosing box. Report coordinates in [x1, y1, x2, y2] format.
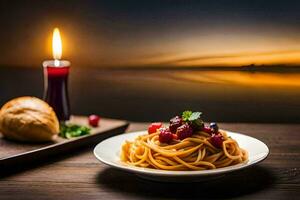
[182, 110, 204, 130]
[182, 111, 202, 122]
[60, 123, 91, 139]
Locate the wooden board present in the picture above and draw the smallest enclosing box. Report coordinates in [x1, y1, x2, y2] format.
[0, 116, 129, 167]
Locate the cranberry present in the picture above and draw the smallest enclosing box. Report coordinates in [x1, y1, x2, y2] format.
[88, 115, 100, 127]
[176, 123, 193, 140]
[202, 126, 213, 134]
[148, 122, 163, 134]
[172, 134, 178, 140]
[169, 116, 183, 133]
[210, 134, 224, 148]
[159, 128, 173, 143]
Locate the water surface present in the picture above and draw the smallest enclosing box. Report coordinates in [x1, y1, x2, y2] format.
[1, 67, 299, 122]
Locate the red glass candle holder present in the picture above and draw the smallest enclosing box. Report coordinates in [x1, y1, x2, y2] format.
[43, 60, 71, 121]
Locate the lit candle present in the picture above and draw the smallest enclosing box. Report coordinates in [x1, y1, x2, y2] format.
[43, 28, 71, 121]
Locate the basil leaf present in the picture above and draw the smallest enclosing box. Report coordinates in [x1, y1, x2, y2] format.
[189, 112, 202, 121]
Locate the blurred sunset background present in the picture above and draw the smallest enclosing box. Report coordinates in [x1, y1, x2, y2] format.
[0, 0, 299, 122]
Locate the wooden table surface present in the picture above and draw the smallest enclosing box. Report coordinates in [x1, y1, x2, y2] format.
[0, 123, 299, 200]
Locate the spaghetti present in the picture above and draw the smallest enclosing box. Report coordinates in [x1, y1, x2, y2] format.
[121, 130, 248, 170]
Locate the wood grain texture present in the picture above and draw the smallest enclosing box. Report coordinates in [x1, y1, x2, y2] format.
[0, 123, 299, 200]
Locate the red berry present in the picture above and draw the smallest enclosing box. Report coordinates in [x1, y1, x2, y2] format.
[176, 123, 193, 140]
[202, 126, 213, 134]
[210, 134, 224, 148]
[148, 122, 163, 134]
[88, 115, 100, 127]
[172, 134, 178, 140]
[159, 128, 173, 143]
[169, 116, 183, 133]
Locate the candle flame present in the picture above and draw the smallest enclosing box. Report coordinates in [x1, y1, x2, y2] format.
[52, 28, 62, 62]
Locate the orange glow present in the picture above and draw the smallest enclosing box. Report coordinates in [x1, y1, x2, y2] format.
[171, 71, 300, 87]
[101, 32, 300, 67]
[164, 50, 300, 67]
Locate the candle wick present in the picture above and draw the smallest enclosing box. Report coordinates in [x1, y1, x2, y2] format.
[54, 59, 60, 67]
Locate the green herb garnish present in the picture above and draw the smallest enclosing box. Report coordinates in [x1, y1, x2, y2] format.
[59, 123, 91, 139]
[182, 110, 204, 131]
[189, 112, 202, 121]
[182, 110, 193, 121]
[182, 111, 202, 122]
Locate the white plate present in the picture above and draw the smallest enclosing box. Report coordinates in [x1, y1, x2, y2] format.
[94, 130, 269, 182]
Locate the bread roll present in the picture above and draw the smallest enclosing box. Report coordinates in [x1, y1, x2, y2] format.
[0, 96, 59, 142]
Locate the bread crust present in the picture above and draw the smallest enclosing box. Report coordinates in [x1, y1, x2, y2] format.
[0, 96, 59, 142]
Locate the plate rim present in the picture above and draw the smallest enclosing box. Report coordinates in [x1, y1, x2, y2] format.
[94, 130, 269, 177]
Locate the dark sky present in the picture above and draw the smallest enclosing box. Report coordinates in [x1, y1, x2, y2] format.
[0, 0, 300, 67]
